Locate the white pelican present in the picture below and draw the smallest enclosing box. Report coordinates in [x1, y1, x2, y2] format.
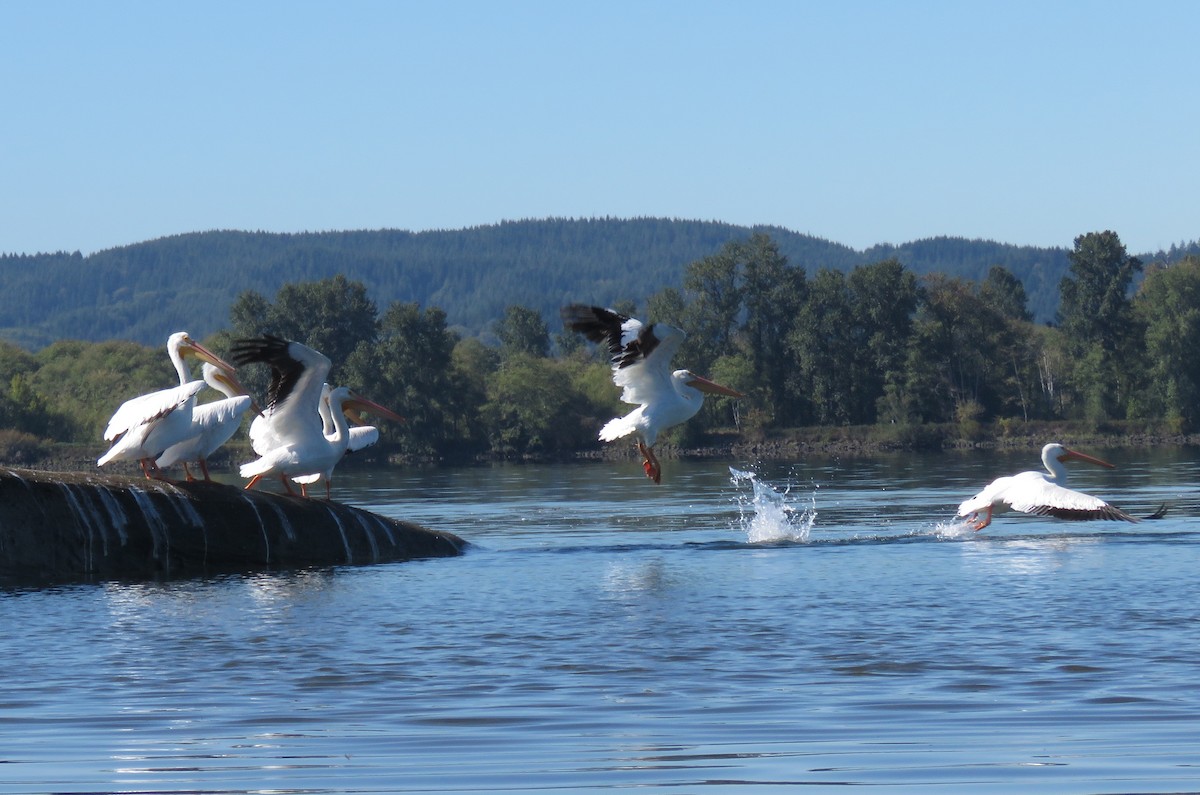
[230, 335, 402, 497]
[317, 382, 382, 453]
[957, 442, 1136, 530]
[281, 382, 385, 494]
[98, 332, 239, 478]
[561, 304, 744, 484]
[154, 363, 256, 481]
[233, 334, 331, 481]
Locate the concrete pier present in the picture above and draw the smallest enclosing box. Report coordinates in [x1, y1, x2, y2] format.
[0, 468, 466, 584]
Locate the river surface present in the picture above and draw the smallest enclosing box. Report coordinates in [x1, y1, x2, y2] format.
[2, 447, 1199, 794]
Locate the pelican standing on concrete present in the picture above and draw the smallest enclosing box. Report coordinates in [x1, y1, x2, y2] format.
[98, 332, 240, 479]
[562, 304, 744, 484]
[154, 363, 257, 481]
[957, 442, 1136, 530]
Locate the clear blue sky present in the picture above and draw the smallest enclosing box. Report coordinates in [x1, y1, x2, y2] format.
[3, 0, 1197, 256]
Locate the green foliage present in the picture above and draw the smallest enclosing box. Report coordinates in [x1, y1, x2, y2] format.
[4, 229, 1200, 463]
[979, 265, 1033, 323]
[0, 429, 46, 464]
[343, 303, 464, 458]
[787, 268, 856, 425]
[495, 305, 551, 359]
[6, 219, 1157, 352]
[1057, 231, 1144, 419]
[29, 339, 173, 443]
[481, 355, 591, 455]
[230, 274, 379, 387]
[1135, 256, 1200, 430]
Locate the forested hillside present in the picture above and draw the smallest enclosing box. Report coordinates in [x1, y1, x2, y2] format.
[5, 230, 1200, 472]
[7, 217, 1188, 350]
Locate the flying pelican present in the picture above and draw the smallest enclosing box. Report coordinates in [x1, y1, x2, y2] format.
[561, 304, 744, 484]
[154, 363, 257, 481]
[98, 332, 239, 478]
[957, 442, 1136, 530]
[230, 335, 402, 497]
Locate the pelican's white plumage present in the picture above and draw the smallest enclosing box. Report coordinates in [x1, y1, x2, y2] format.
[231, 336, 401, 497]
[957, 442, 1135, 530]
[154, 363, 255, 480]
[286, 382, 385, 493]
[98, 332, 238, 478]
[561, 304, 744, 483]
[316, 382, 381, 453]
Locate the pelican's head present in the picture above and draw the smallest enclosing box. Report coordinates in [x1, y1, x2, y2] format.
[201, 362, 263, 415]
[169, 331, 238, 376]
[1043, 442, 1114, 469]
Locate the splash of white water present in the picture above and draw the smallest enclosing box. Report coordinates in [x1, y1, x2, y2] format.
[932, 518, 976, 539]
[729, 467, 816, 543]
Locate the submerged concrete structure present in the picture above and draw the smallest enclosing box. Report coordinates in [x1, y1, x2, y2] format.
[0, 468, 466, 584]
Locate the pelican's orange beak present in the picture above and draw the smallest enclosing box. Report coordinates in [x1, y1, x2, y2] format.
[343, 391, 405, 424]
[686, 374, 745, 398]
[1059, 448, 1115, 469]
[210, 368, 264, 416]
[180, 336, 239, 377]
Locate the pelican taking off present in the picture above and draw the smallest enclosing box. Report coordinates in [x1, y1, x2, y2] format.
[98, 332, 239, 479]
[561, 304, 744, 484]
[230, 335, 402, 497]
[957, 442, 1136, 530]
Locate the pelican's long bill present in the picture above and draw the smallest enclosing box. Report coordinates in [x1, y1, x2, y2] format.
[340, 391, 405, 424]
[685, 374, 745, 398]
[1058, 448, 1115, 469]
[180, 337, 238, 376]
[209, 368, 263, 416]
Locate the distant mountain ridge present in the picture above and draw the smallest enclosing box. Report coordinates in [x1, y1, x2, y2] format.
[0, 217, 1192, 349]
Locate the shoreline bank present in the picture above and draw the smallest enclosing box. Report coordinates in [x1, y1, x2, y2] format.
[31, 422, 1200, 476]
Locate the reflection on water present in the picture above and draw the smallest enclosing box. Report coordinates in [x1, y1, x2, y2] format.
[3, 450, 1200, 794]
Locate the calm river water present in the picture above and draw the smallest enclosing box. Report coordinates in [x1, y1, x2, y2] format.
[2, 447, 1199, 794]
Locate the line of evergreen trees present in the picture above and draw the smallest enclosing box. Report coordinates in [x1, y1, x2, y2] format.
[12, 218, 1196, 351]
[1, 230, 1197, 467]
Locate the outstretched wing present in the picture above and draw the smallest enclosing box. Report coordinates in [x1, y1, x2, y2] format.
[1008, 476, 1136, 522]
[561, 304, 684, 405]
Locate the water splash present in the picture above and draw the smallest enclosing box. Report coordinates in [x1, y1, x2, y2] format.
[932, 518, 977, 539]
[729, 467, 816, 543]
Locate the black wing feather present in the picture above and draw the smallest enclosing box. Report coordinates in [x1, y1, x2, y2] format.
[1029, 504, 1137, 523]
[560, 304, 663, 370]
[230, 335, 305, 414]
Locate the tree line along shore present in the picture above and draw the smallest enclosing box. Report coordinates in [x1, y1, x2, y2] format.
[2, 230, 1199, 474]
